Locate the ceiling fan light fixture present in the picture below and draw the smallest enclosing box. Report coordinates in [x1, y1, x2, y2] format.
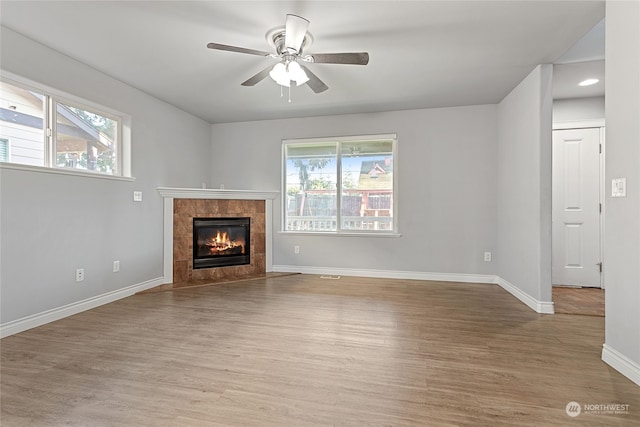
[288, 60, 309, 85]
[269, 60, 309, 87]
[207, 13, 368, 95]
[269, 62, 291, 87]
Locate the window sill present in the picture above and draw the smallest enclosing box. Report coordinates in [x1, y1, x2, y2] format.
[278, 231, 401, 238]
[0, 163, 135, 182]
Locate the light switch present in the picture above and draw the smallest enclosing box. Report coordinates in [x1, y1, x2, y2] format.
[612, 178, 626, 198]
[133, 191, 143, 202]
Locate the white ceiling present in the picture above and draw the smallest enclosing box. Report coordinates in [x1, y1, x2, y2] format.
[0, 1, 605, 124]
[553, 17, 605, 99]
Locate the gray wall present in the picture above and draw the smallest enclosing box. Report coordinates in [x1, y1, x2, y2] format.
[603, 1, 640, 384]
[553, 96, 605, 123]
[0, 27, 212, 323]
[211, 105, 499, 276]
[497, 64, 553, 303]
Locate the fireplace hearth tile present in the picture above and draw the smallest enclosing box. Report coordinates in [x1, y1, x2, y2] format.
[254, 254, 266, 271]
[174, 260, 189, 282]
[215, 200, 229, 214]
[173, 213, 190, 229]
[173, 237, 190, 261]
[192, 199, 206, 215]
[253, 233, 266, 253]
[252, 200, 265, 213]
[228, 199, 242, 213]
[174, 223, 191, 237]
[171, 198, 267, 287]
[252, 214, 266, 233]
[174, 200, 190, 215]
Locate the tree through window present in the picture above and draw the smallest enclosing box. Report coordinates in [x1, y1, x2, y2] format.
[0, 78, 126, 176]
[283, 134, 397, 234]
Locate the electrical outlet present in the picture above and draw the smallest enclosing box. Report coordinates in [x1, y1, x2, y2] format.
[113, 260, 120, 272]
[294, 245, 300, 254]
[133, 191, 143, 202]
[75, 268, 85, 282]
[484, 252, 492, 262]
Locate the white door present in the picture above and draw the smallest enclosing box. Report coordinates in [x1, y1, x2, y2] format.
[552, 127, 602, 287]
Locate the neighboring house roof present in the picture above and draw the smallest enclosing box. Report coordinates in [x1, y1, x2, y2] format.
[357, 159, 393, 190]
[0, 89, 114, 150]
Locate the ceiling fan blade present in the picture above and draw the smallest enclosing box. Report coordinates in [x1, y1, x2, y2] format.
[300, 65, 328, 93]
[310, 52, 369, 65]
[241, 66, 273, 86]
[284, 14, 310, 53]
[207, 42, 271, 57]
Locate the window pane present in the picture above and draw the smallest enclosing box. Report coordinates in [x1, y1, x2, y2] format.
[285, 143, 337, 231]
[0, 81, 46, 166]
[55, 102, 118, 174]
[341, 140, 394, 231]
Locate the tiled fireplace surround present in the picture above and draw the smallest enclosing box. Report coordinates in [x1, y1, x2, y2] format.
[158, 188, 279, 286]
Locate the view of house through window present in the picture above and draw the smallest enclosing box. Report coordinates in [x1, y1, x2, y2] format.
[283, 134, 397, 233]
[0, 79, 122, 175]
[0, 81, 46, 166]
[55, 102, 118, 174]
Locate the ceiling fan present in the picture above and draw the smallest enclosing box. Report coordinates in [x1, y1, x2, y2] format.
[207, 14, 369, 95]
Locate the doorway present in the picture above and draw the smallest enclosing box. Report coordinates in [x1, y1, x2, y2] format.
[551, 124, 604, 288]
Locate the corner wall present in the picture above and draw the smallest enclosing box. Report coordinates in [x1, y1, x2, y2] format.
[211, 105, 499, 280]
[0, 27, 212, 332]
[496, 64, 554, 313]
[602, 0, 640, 386]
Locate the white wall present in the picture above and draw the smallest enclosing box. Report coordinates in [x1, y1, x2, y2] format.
[497, 64, 554, 310]
[602, 0, 640, 386]
[0, 27, 212, 326]
[553, 96, 605, 123]
[211, 105, 499, 278]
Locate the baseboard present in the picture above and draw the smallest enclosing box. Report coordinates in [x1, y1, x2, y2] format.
[273, 265, 554, 314]
[602, 344, 640, 387]
[493, 276, 555, 314]
[0, 277, 164, 338]
[273, 264, 496, 284]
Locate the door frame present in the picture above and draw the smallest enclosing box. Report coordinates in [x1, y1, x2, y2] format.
[552, 119, 605, 289]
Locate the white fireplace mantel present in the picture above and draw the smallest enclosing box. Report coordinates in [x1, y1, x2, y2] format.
[157, 187, 280, 284]
[157, 187, 279, 201]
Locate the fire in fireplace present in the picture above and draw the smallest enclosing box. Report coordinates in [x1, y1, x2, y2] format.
[193, 217, 250, 269]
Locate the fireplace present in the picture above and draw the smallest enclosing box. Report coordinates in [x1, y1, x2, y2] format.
[193, 217, 250, 269]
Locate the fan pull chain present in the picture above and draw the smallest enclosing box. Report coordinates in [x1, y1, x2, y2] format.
[278, 84, 293, 103]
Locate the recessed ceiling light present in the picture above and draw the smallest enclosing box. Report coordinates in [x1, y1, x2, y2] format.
[579, 78, 599, 87]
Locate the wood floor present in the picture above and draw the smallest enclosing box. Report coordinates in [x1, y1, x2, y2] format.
[1, 275, 638, 426]
[552, 286, 605, 316]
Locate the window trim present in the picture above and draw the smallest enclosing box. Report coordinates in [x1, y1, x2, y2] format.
[0, 70, 132, 178]
[281, 133, 398, 235]
[0, 161, 135, 182]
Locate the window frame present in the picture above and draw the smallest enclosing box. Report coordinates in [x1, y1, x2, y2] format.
[0, 71, 132, 178]
[281, 133, 399, 236]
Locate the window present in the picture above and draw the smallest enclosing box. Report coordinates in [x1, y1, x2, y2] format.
[283, 134, 397, 234]
[0, 77, 127, 176]
[54, 101, 118, 174]
[0, 138, 9, 162]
